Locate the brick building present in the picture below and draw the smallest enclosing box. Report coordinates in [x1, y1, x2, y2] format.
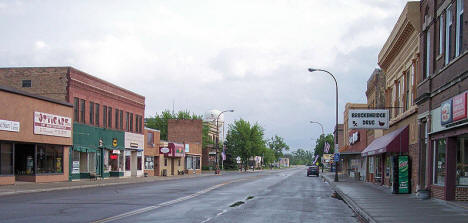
[340, 103, 368, 181]
[0, 67, 145, 180]
[366, 68, 386, 144]
[168, 119, 203, 174]
[144, 128, 160, 176]
[417, 0, 468, 201]
[364, 2, 421, 193]
[0, 85, 73, 184]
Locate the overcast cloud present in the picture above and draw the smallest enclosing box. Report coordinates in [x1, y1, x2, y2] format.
[0, 0, 409, 150]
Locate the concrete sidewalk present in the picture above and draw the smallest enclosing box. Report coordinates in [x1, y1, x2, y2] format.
[0, 173, 214, 197]
[322, 173, 468, 223]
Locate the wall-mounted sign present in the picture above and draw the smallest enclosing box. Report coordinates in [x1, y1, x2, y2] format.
[0, 119, 20, 132]
[452, 92, 467, 121]
[441, 99, 453, 125]
[125, 132, 144, 150]
[112, 138, 118, 147]
[185, 144, 190, 153]
[348, 109, 389, 129]
[34, 112, 72, 137]
[348, 132, 360, 145]
[160, 147, 170, 154]
[112, 150, 120, 154]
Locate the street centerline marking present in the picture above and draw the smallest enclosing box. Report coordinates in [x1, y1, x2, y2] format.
[92, 177, 254, 223]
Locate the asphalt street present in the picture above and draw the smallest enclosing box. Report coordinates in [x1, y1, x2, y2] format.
[0, 168, 358, 223]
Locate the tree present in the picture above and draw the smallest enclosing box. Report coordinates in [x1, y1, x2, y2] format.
[262, 147, 276, 165]
[267, 135, 290, 161]
[224, 119, 265, 171]
[313, 133, 335, 166]
[285, 148, 314, 165]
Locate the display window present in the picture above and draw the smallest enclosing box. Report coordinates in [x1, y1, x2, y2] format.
[103, 150, 110, 172]
[457, 137, 468, 186]
[145, 156, 154, 170]
[125, 151, 131, 171]
[0, 143, 13, 175]
[15, 144, 35, 175]
[137, 152, 142, 171]
[433, 139, 446, 186]
[37, 144, 63, 174]
[186, 156, 193, 169]
[195, 156, 200, 169]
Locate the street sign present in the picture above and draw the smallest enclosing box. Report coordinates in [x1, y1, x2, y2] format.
[334, 153, 340, 162]
[236, 156, 241, 164]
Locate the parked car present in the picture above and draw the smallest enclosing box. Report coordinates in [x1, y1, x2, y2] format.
[307, 166, 319, 177]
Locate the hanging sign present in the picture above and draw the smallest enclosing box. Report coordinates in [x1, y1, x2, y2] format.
[398, 155, 410, 194]
[160, 147, 170, 154]
[348, 109, 389, 129]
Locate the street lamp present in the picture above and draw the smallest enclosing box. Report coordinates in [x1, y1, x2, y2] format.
[215, 109, 234, 174]
[310, 121, 324, 136]
[308, 68, 339, 182]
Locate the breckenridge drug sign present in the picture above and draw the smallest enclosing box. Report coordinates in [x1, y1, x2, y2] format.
[348, 109, 389, 129]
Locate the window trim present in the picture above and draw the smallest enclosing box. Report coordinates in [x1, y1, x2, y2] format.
[456, 0, 464, 57]
[439, 14, 444, 55]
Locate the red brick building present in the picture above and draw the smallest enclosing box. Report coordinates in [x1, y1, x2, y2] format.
[417, 0, 468, 201]
[168, 119, 203, 174]
[0, 67, 145, 180]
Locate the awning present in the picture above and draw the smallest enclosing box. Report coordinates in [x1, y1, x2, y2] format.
[361, 126, 409, 157]
[73, 145, 97, 153]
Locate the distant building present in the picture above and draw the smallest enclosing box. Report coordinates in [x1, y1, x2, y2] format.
[168, 119, 203, 175]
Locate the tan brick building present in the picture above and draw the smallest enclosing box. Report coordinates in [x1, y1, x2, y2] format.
[168, 119, 203, 174]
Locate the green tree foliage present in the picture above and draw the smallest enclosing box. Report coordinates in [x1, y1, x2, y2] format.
[285, 149, 314, 165]
[224, 119, 265, 170]
[313, 134, 335, 158]
[262, 147, 276, 165]
[267, 135, 290, 161]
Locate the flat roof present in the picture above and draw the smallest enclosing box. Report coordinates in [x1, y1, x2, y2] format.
[0, 84, 73, 107]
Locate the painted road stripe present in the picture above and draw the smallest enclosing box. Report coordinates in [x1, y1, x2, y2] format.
[92, 178, 253, 223]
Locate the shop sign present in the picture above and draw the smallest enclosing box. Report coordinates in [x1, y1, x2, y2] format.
[440, 99, 453, 125]
[0, 119, 20, 132]
[452, 92, 467, 121]
[125, 132, 144, 150]
[34, 112, 72, 137]
[112, 150, 120, 154]
[72, 161, 80, 174]
[112, 138, 118, 147]
[348, 109, 389, 129]
[185, 144, 190, 153]
[160, 147, 170, 154]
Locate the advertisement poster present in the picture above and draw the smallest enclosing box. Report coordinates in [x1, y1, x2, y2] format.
[398, 155, 409, 194]
[34, 112, 72, 137]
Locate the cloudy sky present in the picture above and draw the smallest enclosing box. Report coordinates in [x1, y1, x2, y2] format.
[0, 0, 409, 150]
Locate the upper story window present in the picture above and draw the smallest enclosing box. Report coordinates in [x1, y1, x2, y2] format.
[439, 14, 444, 55]
[89, 102, 94, 125]
[95, 103, 100, 127]
[425, 30, 431, 79]
[80, 99, 85, 123]
[74, 97, 79, 122]
[130, 113, 134, 132]
[22, 80, 31, 88]
[446, 4, 453, 65]
[103, 106, 108, 128]
[126, 112, 130, 131]
[456, 0, 464, 57]
[108, 107, 112, 128]
[119, 110, 123, 130]
[147, 132, 154, 146]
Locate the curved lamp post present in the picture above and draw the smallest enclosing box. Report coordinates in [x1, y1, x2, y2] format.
[215, 109, 234, 174]
[310, 121, 324, 136]
[308, 68, 339, 182]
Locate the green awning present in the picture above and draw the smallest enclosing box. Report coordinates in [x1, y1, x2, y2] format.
[73, 123, 125, 150]
[73, 145, 97, 153]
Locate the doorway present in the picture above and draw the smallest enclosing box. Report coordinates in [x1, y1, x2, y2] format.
[15, 144, 35, 178]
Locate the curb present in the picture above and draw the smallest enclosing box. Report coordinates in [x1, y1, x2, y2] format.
[321, 175, 376, 223]
[0, 173, 214, 197]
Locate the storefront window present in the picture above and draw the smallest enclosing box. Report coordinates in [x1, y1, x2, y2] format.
[195, 156, 200, 169]
[137, 152, 142, 171]
[110, 151, 119, 172]
[125, 151, 131, 171]
[37, 144, 63, 174]
[88, 152, 96, 173]
[457, 137, 468, 186]
[72, 150, 80, 174]
[119, 153, 124, 172]
[0, 143, 13, 175]
[368, 157, 374, 174]
[186, 156, 193, 169]
[145, 156, 154, 170]
[434, 139, 446, 186]
[103, 150, 110, 172]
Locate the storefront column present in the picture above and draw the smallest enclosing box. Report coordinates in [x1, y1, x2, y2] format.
[426, 139, 433, 188]
[446, 137, 457, 200]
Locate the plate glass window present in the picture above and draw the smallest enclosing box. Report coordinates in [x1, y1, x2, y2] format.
[0, 143, 13, 175]
[457, 136, 468, 186]
[434, 139, 447, 186]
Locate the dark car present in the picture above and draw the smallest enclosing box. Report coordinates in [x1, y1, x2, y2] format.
[307, 166, 319, 177]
